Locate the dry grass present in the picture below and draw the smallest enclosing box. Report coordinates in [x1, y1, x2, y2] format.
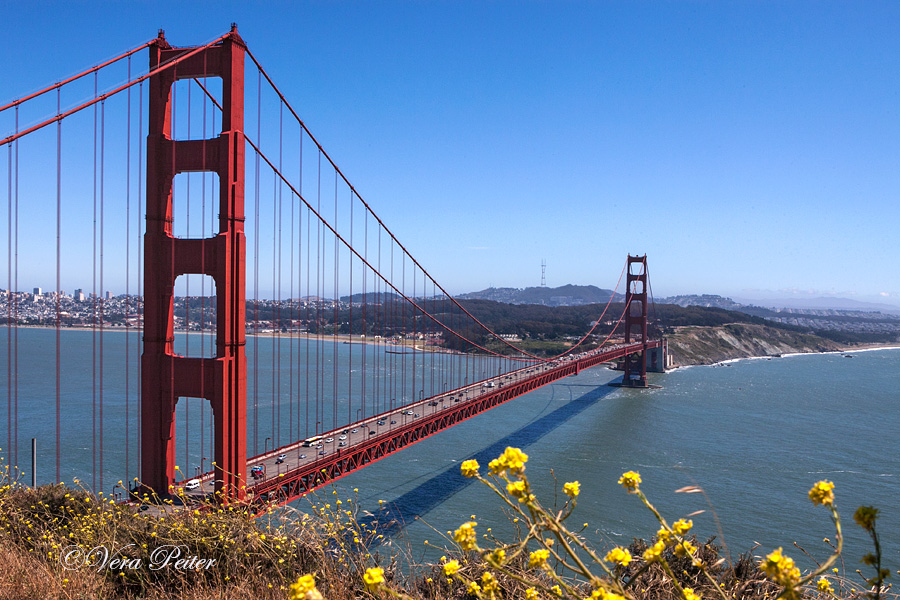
[0, 455, 894, 600]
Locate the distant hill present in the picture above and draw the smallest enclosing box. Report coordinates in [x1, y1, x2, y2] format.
[340, 292, 403, 304]
[659, 294, 745, 310]
[458, 284, 623, 307]
[732, 296, 900, 313]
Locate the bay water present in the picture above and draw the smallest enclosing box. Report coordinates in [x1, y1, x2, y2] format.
[1, 327, 897, 571]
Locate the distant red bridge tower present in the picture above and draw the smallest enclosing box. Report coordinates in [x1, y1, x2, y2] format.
[622, 254, 649, 387]
[141, 27, 248, 499]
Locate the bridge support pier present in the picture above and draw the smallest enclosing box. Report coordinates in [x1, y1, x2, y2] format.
[140, 28, 248, 500]
[647, 339, 667, 373]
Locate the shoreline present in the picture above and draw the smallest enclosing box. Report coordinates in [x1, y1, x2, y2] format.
[703, 343, 900, 368]
[0, 323, 462, 355]
[8, 323, 900, 366]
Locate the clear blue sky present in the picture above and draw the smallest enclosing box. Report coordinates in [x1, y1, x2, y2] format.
[1, 1, 898, 306]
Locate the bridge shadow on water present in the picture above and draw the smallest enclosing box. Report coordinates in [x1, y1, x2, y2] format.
[363, 380, 620, 535]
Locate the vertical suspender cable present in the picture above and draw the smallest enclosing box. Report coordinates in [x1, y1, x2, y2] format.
[293, 124, 302, 443]
[315, 151, 321, 434]
[272, 169, 277, 443]
[300, 133, 307, 441]
[253, 70, 260, 455]
[333, 171, 338, 430]
[287, 103, 293, 447]
[6, 118, 12, 467]
[421, 270, 425, 398]
[125, 57, 131, 483]
[375, 228, 380, 416]
[13, 108, 18, 470]
[185, 80, 191, 471]
[360, 204, 370, 418]
[305, 163, 311, 440]
[208, 105, 215, 460]
[56, 87, 62, 484]
[99, 98, 106, 492]
[92, 73, 98, 491]
[348, 189, 353, 423]
[411, 261, 415, 405]
[276, 102, 283, 448]
[200, 75, 206, 470]
[136, 81, 143, 480]
[401, 252, 405, 407]
[390, 242, 394, 411]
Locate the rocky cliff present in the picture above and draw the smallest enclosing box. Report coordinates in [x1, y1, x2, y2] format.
[666, 323, 842, 366]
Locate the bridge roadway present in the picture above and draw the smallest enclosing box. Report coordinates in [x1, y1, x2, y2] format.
[181, 340, 660, 508]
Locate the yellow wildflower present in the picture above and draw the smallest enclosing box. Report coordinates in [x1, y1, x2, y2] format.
[760, 548, 801, 587]
[683, 588, 701, 600]
[507, 480, 529, 502]
[525, 588, 539, 600]
[563, 481, 580, 497]
[853, 506, 878, 531]
[528, 548, 550, 569]
[488, 446, 528, 476]
[482, 572, 499, 596]
[443, 559, 461, 576]
[642, 540, 666, 563]
[289, 574, 323, 600]
[467, 581, 482, 596]
[454, 521, 478, 551]
[817, 578, 834, 593]
[657, 527, 673, 545]
[672, 519, 693, 535]
[618, 471, 641, 492]
[605, 546, 632, 567]
[551, 586, 562, 597]
[674, 540, 697, 558]
[808, 481, 835, 506]
[488, 548, 506, 566]
[363, 567, 385, 592]
[461, 460, 480, 478]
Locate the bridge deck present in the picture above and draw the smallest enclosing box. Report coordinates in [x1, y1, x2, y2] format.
[170, 341, 657, 508]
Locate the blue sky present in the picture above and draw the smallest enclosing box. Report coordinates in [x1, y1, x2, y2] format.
[1, 1, 898, 306]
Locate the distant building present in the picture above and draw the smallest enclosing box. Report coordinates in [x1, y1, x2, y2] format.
[105, 291, 113, 300]
[74, 289, 85, 302]
[33, 287, 42, 295]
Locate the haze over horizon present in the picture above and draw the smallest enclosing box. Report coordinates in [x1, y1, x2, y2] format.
[1, 2, 897, 306]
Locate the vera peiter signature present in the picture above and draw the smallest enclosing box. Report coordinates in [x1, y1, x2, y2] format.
[60, 544, 216, 572]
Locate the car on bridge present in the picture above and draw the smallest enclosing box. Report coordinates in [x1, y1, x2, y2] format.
[275, 454, 286, 464]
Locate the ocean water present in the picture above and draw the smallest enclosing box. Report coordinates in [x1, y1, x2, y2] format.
[1, 327, 898, 571]
[306, 348, 900, 571]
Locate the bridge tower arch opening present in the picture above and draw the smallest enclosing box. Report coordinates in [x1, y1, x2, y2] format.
[141, 27, 247, 500]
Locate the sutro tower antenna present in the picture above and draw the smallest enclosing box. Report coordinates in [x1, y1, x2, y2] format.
[541, 259, 547, 287]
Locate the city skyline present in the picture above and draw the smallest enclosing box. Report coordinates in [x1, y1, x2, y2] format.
[1, 2, 898, 307]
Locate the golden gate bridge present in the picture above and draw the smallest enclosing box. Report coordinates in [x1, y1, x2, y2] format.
[0, 27, 665, 510]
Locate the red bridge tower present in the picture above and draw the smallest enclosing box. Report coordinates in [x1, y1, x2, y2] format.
[622, 254, 649, 387]
[141, 28, 247, 499]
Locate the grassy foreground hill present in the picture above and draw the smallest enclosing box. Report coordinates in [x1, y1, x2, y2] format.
[0, 457, 884, 600]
